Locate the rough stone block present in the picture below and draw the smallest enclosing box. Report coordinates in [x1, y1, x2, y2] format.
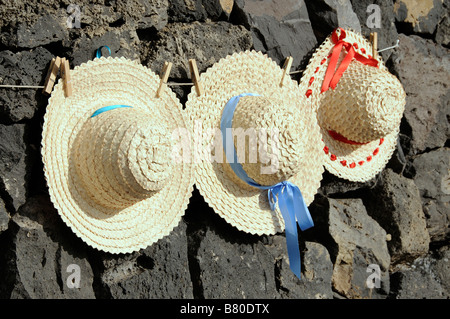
[312, 197, 390, 299]
[365, 169, 430, 264]
[394, 0, 446, 35]
[390, 34, 449, 155]
[234, 0, 317, 70]
[145, 21, 252, 79]
[412, 148, 450, 242]
[0, 47, 53, 122]
[99, 221, 193, 299]
[0, 124, 27, 212]
[1, 195, 95, 299]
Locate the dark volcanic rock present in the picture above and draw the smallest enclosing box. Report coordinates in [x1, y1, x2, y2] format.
[412, 148, 450, 242]
[319, 171, 378, 197]
[273, 241, 334, 299]
[168, 0, 209, 22]
[305, 0, 398, 61]
[394, 0, 446, 35]
[69, 28, 141, 67]
[234, 0, 317, 70]
[168, 0, 235, 22]
[0, 1, 169, 48]
[390, 34, 450, 155]
[195, 226, 333, 299]
[70, 0, 169, 34]
[99, 221, 193, 299]
[114, 0, 169, 30]
[350, 0, 399, 61]
[0, 47, 53, 123]
[0, 124, 27, 212]
[365, 169, 430, 265]
[1, 194, 192, 299]
[305, 0, 360, 39]
[186, 189, 333, 299]
[194, 227, 278, 299]
[0, 198, 9, 233]
[309, 196, 390, 299]
[16, 14, 68, 48]
[436, 7, 450, 46]
[144, 21, 253, 79]
[0, 195, 95, 299]
[0, 8, 67, 48]
[390, 246, 450, 299]
[433, 245, 450, 296]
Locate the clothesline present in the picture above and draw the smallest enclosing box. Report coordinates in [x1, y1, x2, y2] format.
[0, 71, 304, 89]
[0, 84, 45, 89]
[0, 41, 400, 90]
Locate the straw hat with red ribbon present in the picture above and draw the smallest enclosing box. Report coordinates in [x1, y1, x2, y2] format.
[299, 28, 406, 182]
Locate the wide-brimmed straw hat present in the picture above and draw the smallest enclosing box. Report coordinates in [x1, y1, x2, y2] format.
[299, 28, 406, 182]
[41, 56, 194, 253]
[186, 50, 324, 236]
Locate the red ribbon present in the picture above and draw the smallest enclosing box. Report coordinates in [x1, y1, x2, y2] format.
[327, 130, 369, 145]
[321, 28, 379, 93]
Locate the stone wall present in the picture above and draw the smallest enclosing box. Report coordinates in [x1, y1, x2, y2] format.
[0, 0, 448, 299]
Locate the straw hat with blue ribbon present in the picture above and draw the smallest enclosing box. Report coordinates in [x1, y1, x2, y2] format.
[186, 50, 324, 279]
[299, 28, 406, 182]
[41, 51, 194, 253]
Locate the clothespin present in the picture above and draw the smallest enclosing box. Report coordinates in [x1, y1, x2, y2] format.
[188, 59, 204, 96]
[60, 58, 72, 98]
[370, 32, 378, 58]
[42, 57, 61, 95]
[280, 56, 293, 87]
[156, 61, 173, 98]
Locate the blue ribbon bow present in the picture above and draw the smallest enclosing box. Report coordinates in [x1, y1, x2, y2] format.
[220, 93, 314, 279]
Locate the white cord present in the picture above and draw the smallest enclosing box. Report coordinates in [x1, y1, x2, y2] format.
[378, 39, 400, 53]
[0, 84, 45, 89]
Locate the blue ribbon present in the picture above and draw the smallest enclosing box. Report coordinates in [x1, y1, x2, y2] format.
[90, 105, 132, 118]
[220, 93, 314, 279]
[90, 47, 132, 117]
[95, 45, 112, 59]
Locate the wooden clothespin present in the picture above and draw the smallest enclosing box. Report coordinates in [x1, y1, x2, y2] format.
[42, 57, 61, 95]
[280, 56, 293, 87]
[60, 58, 72, 98]
[370, 32, 378, 58]
[188, 59, 204, 96]
[156, 61, 173, 98]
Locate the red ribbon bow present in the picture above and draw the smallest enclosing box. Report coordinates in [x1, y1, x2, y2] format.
[321, 28, 379, 93]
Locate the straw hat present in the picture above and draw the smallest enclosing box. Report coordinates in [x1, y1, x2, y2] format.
[186, 50, 324, 235]
[41, 56, 194, 253]
[299, 28, 406, 182]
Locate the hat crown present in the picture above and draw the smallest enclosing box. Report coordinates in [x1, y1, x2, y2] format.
[73, 107, 173, 209]
[319, 61, 406, 143]
[230, 96, 305, 186]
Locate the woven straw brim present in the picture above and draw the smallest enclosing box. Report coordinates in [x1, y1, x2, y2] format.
[41, 57, 194, 253]
[186, 50, 324, 235]
[299, 30, 400, 182]
[320, 127, 398, 181]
